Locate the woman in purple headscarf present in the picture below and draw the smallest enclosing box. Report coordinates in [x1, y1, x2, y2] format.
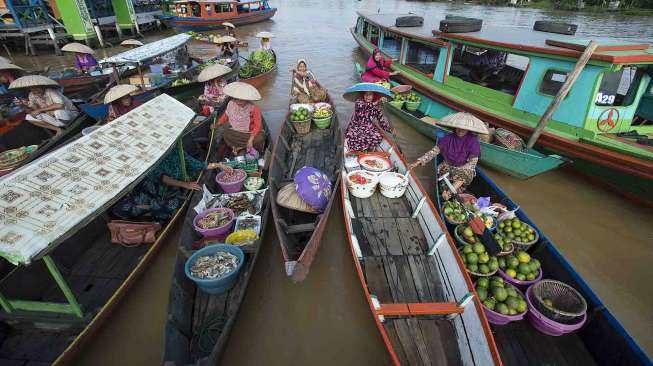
[408, 112, 489, 199]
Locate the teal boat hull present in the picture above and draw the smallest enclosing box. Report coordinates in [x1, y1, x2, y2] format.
[385, 102, 568, 179]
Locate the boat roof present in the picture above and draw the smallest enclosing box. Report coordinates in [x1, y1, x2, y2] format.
[359, 12, 653, 64]
[0, 94, 195, 266]
[101, 33, 191, 64]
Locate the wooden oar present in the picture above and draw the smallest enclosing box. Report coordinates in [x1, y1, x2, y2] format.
[526, 40, 598, 149]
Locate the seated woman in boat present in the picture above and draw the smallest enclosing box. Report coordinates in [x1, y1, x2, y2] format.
[361, 48, 398, 83]
[62, 42, 98, 74]
[197, 64, 232, 112]
[256, 32, 274, 50]
[408, 112, 489, 199]
[211, 82, 266, 156]
[223, 22, 236, 37]
[104, 84, 141, 123]
[11, 75, 79, 134]
[217, 36, 237, 59]
[0, 63, 24, 98]
[113, 147, 233, 222]
[291, 59, 323, 103]
[343, 83, 395, 152]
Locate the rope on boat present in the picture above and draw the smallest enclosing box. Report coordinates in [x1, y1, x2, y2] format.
[197, 313, 227, 354]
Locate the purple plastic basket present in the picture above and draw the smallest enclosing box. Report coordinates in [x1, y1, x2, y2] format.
[477, 282, 527, 325]
[526, 285, 587, 336]
[193, 207, 235, 238]
[498, 267, 543, 289]
[216, 169, 247, 193]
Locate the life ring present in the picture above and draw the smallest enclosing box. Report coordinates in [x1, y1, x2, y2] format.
[596, 108, 620, 132]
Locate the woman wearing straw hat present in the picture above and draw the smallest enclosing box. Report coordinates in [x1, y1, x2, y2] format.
[223, 22, 236, 37]
[408, 112, 489, 199]
[198, 64, 232, 112]
[11, 75, 79, 134]
[343, 82, 395, 152]
[215, 36, 237, 59]
[120, 39, 144, 49]
[0, 63, 23, 96]
[256, 31, 274, 50]
[61, 42, 98, 74]
[212, 81, 265, 155]
[104, 84, 142, 123]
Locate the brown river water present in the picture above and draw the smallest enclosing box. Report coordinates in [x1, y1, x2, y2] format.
[4, 0, 652, 364]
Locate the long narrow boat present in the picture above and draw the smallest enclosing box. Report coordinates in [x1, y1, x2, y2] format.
[268, 93, 343, 282]
[240, 64, 277, 88]
[163, 0, 277, 31]
[163, 123, 273, 366]
[430, 147, 652, 365]
[351, 12, 653, 204]
[0, 94, 215, 365]
[340, 135, 501, 365]
[385, 98, 568, 179]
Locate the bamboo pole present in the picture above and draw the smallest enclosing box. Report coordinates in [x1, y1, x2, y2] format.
[526, 40, 599, 149]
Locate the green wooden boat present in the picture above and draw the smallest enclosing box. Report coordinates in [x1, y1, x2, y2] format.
[384, 90, 569, 179]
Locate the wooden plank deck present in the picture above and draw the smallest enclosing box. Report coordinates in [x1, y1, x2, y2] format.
[383, 318, 463, 366]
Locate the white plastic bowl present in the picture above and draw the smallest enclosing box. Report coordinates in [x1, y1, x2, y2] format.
[346, 170, 378, 199]
[378, 172, 408, 198]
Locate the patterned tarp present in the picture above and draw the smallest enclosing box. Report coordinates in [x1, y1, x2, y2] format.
[0, 94, 195, 266]
[100, 34, 192, 64]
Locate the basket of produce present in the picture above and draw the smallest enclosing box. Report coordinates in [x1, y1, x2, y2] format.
[492, 233, 514, 256]
[405, 92, 421, 111]
[312, 106, 332, 129]
[185, 244, 244, 294]
[496, 218, 539, 250]
[193, 207, 235, 237]
[346, 170, 378, 199]
[476, 276, 528, 325]
[216, 169, 247, 193]
[378, 171, 408, 198]
[290, 107, 311, 135]
[235, 214, 261, 236]
[223, 160, 259, 174]
[388, 93, 404, 109]
[498, 250, 542, 287]
[239, 49, 275, 79]
[225, 229, 258, 248]
[443, 200, 467, 225]
[458, 243, 498, 277]
[244, 176, 264, 191]
[454, 224, 478, 247]
[526, 280, 587, 335]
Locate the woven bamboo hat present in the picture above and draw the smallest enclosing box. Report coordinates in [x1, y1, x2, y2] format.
[0, 63, 23, 71]
[104, 84, 139, 104]
[198, 64, 232, 83]
[255, 31, 275, 38]
[438, 112, 489, 135]
[223, 82, 261, 101]
[0, 56, 10, 64]
[215, 35, 237, 44]
[121, 39, 144, 47]
[223, 22, 235, 28]
[8, 75, 58, 89]
[61, 42, 95, 54]
[276, 184, 318, 214]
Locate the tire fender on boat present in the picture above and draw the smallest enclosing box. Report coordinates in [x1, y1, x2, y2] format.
[533, 21, 578, 35]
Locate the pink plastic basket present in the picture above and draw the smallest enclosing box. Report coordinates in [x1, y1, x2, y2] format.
[216, 169, 247, 193]
[193, 207, 235, 238]
[477, 282, 528, 325]
[498, 267, 543, 289]
[526, 284, 587, 336]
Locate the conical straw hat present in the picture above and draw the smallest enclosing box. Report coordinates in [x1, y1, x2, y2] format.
[104, 84, 139, 104]
[223, 82, 261, 101]
[61, 42, 95, 54]
[0, 56, 10, 64]
[214, 36, 237, 44]
[342, 82, 393, 102]
[437, 112, 489, 135]
[276, 183, 318, 214]
[223, 22, 235, 28]
[198, 64, 232, 83]
[121, 39, 144, 47]
[8, 75, 58, 89]
[0, 63, 23, 71]
[255, 31, 274, 38]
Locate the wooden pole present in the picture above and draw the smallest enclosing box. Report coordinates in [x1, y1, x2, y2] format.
[526, 40, 599, 149]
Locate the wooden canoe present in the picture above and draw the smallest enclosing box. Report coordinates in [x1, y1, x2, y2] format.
[0, 99, 218, 365]
[432, 160, 652, 365]
[340, 135, 501, 366]
[163, 121, 273, 366]
[240, 64, 277, 88]
[268, 94, 343, 282]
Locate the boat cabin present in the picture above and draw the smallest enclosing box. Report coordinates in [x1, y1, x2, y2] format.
[173, 0, 271, 18]
[354, 13, 653, 137]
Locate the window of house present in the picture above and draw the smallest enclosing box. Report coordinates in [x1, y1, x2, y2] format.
[539, 70, 568, 96]
[381, 31, 402, 59]
[595, 66, 641, 106]
[450, 45, 529, 95]
[405, 40, 440, 76]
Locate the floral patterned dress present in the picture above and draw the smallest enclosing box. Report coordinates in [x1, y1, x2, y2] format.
[113, 148, 206, 221]
[345, 100, 392, 152]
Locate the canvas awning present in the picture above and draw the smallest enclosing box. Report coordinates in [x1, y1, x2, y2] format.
[100, 33, 192, 65]
[0, 94, 195, 266]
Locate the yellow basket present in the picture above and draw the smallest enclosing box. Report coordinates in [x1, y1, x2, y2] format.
[225, 230, 258, 247]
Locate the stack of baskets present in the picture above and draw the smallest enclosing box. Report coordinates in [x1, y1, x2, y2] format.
[526, 280, 588, 336]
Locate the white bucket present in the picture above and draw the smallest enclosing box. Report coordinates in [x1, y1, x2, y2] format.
[378, 172, 408, 198]
[346, 170, 378, 199]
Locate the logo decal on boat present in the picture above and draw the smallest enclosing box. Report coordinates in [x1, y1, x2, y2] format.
[596, 108, 619, 132]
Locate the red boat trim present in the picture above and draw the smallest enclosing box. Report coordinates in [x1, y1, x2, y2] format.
[545, 39, 651, 52]
[376, 302, 464, 316]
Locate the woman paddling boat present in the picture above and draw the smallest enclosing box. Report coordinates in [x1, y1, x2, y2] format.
[343, 82, 395, 152]
[408, 112, 489, 199]
[61, 42, 99, 74]
[361, 47, 398, 83]
[104, 84, 142, 123]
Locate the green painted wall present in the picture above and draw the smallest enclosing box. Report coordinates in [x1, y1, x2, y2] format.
[54, 0, 95, 40]
[112, 0, 136, 29]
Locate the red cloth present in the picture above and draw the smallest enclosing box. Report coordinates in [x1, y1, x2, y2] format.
[361, 48, 392, 83]
[218, 103, 262, 136]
